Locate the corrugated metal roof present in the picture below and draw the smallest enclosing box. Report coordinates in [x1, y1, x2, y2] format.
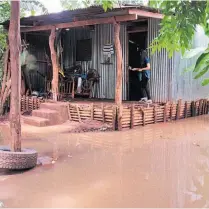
[2, 5, 160, 28]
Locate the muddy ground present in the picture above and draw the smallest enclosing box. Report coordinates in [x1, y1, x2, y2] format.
[1, 115, 209, 207]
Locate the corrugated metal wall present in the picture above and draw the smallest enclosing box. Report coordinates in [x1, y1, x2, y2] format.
[92, 24, 128, 100]
[173, 25, 209, 101]
[148, 19, 209, 102]
[148, 18, 175, 102]
[25, 34, 50, 92]
[63, 24, 128, 100]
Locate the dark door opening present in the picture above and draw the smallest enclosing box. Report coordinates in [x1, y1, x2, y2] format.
[128, 32, 147, 101]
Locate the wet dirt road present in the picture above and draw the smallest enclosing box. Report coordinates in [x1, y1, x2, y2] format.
[1, 116, 209, 207]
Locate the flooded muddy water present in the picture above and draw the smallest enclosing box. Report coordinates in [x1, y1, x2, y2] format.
[1, 116, 209, 207]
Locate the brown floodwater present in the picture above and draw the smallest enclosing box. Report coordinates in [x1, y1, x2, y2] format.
[1, 116, 209, 207]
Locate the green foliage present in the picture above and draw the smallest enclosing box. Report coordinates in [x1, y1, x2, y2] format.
[202, 78, 209, 86]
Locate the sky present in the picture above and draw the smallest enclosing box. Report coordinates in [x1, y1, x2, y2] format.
[40, 0, 63, 13]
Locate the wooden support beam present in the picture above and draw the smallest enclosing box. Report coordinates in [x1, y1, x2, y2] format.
[128, 9, 163, 19]
[114, 21, 123, 130]
[176, 99, 182, 120]
[21, 15, 137, 32]
[49, 27, 59, 101]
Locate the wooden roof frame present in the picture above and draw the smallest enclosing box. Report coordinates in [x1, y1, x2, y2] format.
[21, 9, 163, 33]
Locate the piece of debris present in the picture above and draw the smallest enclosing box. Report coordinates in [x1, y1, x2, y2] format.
[70, 119, 112, 133]
[193, 142, 200, 147]
[0, 201, 4, 208]
[37, 156, 53, 165]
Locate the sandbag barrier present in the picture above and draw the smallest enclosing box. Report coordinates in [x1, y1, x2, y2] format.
[68, 99, 209, 131]
[21, 96, 45, 113]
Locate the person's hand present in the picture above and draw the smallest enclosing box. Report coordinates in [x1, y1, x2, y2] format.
[128, 66, 132, 71]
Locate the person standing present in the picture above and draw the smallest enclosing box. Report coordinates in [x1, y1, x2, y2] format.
[129, 50, 152, 104]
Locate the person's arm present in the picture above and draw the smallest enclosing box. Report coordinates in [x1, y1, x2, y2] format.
[140, 63, 150, 71]
[138, 57, 151, 71]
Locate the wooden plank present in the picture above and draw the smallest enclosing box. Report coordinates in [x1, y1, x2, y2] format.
[128, 9, 163, 19]
[67, 103, 72, 121]
[76, 104, 81, 123]
[21, 15, 138, 32]
[91, 103, 94, 120]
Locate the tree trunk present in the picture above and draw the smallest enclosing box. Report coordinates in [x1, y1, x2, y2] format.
[114, 21, 123, 130]
[49, 27, 59, 101]
[9, 1, 21, 152]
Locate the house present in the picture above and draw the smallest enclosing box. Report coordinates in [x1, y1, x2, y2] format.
[2, 5, 209, 103]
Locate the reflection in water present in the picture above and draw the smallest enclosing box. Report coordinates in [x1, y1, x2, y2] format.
[0, 116, 209, 207]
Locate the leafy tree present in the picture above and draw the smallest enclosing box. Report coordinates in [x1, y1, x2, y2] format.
[149, 0, 209, 86]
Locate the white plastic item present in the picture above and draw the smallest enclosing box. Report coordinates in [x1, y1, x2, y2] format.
[77, 77, 82, 93]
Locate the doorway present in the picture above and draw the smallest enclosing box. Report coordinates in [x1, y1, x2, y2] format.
[128, 31, 148, 101]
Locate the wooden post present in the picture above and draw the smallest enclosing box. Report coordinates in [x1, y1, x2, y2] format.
[154, 105, 157, 123]
[184, 101, 188, 118]
[9, 0, 21, 152]
[101, 103, 105, 123]
[170, 102, 173, 120]
[130, 104, 134, 129]
[49, 27, 59, 101]
[163, 103, 167, 122]
[112, 105, 117, 131]
[191, 101, 195, 117]
[199, 99, 203, 115]
[141, 108, 145, 126]
[114, 21, 123, 131]
[176, 99, 182, 120]
[72, 78, 75, 99]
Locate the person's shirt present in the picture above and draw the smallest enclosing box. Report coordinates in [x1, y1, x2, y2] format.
[138, 57, 151, 81]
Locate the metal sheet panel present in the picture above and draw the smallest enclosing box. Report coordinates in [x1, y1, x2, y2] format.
[63, 25, 128, 100]
[148, 18, 174, 102]
[148, 19, 209, 102]
[173, 25, 209, 101]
